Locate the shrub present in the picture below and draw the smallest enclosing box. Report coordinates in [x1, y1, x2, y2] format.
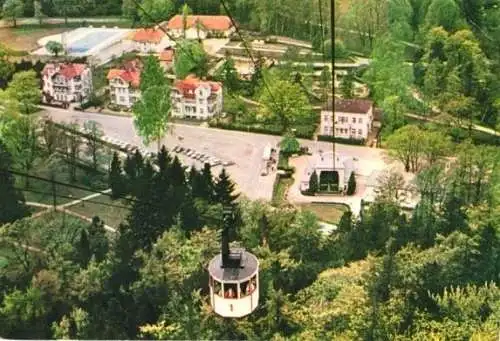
[308, 170, 319, 194]
[209, 121, 316, 139]
[346, 172, 356, 195]
[317, 135, 366, 145]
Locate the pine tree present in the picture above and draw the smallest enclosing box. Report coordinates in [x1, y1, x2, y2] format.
[199, 163, 215, 201]
[126, 160, 159, 250]
[109, 152, 125, 200]
[156, 145, 171, 176]
[214, 168, 239, 207]
[308, 170, 319, 194]
[347, 172, 356, 195]
[0, 140, 28, 224]
[87, 216, 109, 262]
[180, 191, 200, 234]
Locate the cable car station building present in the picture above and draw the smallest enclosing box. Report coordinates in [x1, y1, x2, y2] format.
[208, 209, 259, 318]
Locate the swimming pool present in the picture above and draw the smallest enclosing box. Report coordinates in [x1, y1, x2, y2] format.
[67, 30, 119, 53]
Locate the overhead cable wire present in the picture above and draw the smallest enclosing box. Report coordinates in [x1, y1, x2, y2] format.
[17, 187, 131, 211]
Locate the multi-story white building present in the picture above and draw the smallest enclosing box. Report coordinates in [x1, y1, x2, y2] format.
[106, 62, 141, 108]
[171, 76, 223, 119]
[320, 99, 374, 140]
[128, 28, 172, 54]
[161, 15, 235, 40]
[41, 63, 92, 104]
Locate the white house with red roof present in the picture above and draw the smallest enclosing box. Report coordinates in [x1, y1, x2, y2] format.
[171, 76, 223, 119]
[106, 60, 142, 108]
[320, 98, 374, 140]
[161, 15, 235, 40]
[42, 63, 92, 104]
[128, 28, 172, 54]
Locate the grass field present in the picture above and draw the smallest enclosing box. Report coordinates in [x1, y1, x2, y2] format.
[70, 195, 131, 228]
[298, 202, 349, 224]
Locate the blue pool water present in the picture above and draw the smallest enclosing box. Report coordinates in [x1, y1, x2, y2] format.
[67, 31, 118, 53]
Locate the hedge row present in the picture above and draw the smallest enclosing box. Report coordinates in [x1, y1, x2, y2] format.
[317, 135, 366, 145]
[209, 121, 316, 139]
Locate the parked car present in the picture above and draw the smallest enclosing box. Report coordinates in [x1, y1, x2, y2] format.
[223, 161, 235, 167]
[178, 147, 185, 153]
[184, 148, 191, 154]
[173, 146, 180, 152]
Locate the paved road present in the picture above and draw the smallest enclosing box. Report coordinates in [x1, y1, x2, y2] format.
[42, 107, 389, 201]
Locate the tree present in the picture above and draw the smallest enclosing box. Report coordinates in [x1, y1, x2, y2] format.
[174, 40, 209, 79]
[386, 125, 424, 172]
[61, 123, 82, 183]
[181, 3, 192, 38]
[139, 0, 174, 26]
[3, 115, 41, 188]
[375, 170, 408, 203]
[0, 44, 15, 84]
[51, 0, 82, 25]
[121, 0, 140, 25]
[133, 85, 171, 151]
[34, 1, 44, 25]
[41, 119, 61, 156]
[109, 152, 125, 199]
[424, 0, 466, 32]
[45, 41, 64, 57]
[0, 139, 28, 224]
[6, 71, 41, 115]
[214, 168, 239, 207]
[214, 53, 240, 93]
[340, 71, 355, 99]
[83, 120, 103, 171]
[139, 55, 167, 93]
[2, 0, 23, 28]
[308, 170, 319, 194]
[279, 133, 300, 155]
[259, 79, 312, 133]
[347, 172, 356, 195]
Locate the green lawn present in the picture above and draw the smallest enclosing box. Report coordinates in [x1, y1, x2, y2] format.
[298, 202, 349, 224]
[272, 176, 294, 205]
[69, 195, 131, 228]
[17, 160, 108, 206]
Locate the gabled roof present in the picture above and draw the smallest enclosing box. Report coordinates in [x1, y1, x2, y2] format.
[130, 28, 165, 43]
[163, 15, 233, 31]
[107, 68, 141, 88]
[323, 98, 373, 114]
[173, 75, 221, 99]
[43, 63, 88, 79]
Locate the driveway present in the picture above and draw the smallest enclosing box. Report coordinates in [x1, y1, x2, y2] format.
[42, 107, 393, 202]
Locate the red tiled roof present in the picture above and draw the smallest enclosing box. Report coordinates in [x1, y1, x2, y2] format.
[163, 15, 233, 31]
[107, 68, 141, 88]
[324, 98, 373, 114]
[130, 28, 165, 43]
[159, 49, 174, 62]
[173, 76, 221, 99]
[42, 63, 87, 79]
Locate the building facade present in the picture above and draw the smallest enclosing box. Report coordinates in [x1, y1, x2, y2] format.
[42, 63, 92, 104]
[129, 28, 172, 54]
[300, 152, 355, 193]
[106, 62, 141, 108]
[320, 99, 373, 140]
[171, 76, 223, 119]
[161, 15, 235, 40]
[159, 48, 175, 70]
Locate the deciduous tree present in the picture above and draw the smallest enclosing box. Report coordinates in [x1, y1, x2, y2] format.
[259, 79, 312, 133]
[2, 0, 23, 28]
[83, 120, 103, 171]
[174, 40, 209, 79]
[138, 0, 174, 26]
[5, 71, 41, 115]
[133, 85, 171, 151]
[45, 41, 64, 57]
